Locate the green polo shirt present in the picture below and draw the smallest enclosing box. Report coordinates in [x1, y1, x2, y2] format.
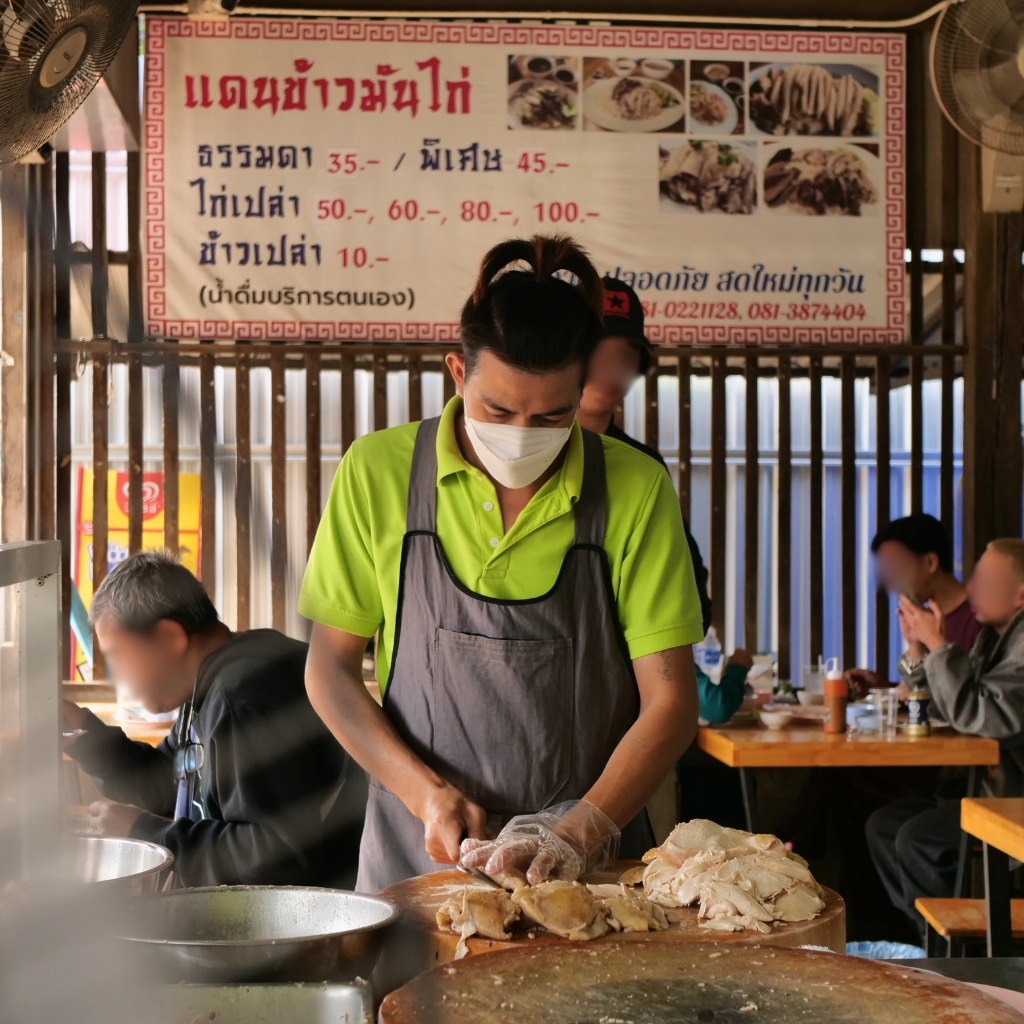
[299, 397, 703, 692]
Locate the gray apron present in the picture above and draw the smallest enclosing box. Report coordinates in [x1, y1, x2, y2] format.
[356, 417, 654, 893]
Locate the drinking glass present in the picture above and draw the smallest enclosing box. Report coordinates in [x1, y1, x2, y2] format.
[868, 688, 898, 740]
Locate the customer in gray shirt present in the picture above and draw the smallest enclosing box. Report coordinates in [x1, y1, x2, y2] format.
[866, 538, 1024, 938]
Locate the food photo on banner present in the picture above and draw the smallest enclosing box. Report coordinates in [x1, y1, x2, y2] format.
[144, 21, 905, 342]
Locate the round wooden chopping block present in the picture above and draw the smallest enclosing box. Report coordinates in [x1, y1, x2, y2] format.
[379, 941, 1024, 1024]
[371, 864, 845, 995]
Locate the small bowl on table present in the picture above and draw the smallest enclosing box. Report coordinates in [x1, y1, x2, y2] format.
[797, 690, 824, 707]
[759, 709, 794, 731]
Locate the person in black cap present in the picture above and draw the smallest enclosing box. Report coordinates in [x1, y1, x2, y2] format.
[579, 278, 752, 831]
[578, 277, 712, 633]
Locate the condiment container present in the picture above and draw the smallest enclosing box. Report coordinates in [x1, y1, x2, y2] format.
[823, 658, 847, 735]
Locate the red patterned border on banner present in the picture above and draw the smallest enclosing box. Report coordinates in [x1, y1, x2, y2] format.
[144, 18, 906, 344]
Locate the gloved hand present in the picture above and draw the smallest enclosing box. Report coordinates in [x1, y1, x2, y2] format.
[459, 800, 620, 885]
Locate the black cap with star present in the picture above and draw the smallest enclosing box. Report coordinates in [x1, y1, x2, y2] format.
[601, 277, 653, 374]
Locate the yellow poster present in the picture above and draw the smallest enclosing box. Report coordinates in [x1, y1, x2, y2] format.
[71, 469, 201, 679]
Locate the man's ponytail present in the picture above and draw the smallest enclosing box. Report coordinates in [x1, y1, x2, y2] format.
[461, 234, 605, 375]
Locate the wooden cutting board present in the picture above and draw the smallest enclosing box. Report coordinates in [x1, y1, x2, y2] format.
[379, 941, 1024, 1024]
[371, 863, 845, 995]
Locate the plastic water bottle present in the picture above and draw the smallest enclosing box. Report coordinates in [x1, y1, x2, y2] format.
[695, 626, 723, 681]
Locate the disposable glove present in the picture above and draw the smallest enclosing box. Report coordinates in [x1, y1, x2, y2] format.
[459, 799, 620, 885]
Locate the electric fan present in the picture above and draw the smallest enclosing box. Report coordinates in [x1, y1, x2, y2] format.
[931, 0, 1024, 210]
[0, 0, 138, 166]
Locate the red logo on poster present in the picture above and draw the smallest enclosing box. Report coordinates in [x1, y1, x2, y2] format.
[116, 473, 165, 519]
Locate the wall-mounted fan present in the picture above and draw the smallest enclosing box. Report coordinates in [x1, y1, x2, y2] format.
[931, 0, 1024, 211]
[0, 0, 138, 166]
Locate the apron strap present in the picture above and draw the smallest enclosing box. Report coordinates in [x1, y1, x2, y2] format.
[574, 428, 607, 546]
[407, 416, 441, 532]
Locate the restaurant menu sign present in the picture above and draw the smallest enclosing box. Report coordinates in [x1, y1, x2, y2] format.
[144, 19, 906, 342]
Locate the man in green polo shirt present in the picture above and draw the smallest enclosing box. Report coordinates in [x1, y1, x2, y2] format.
[300, 236, 703, 892]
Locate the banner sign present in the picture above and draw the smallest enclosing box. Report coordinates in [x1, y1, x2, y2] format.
[145, 18, 905, 343]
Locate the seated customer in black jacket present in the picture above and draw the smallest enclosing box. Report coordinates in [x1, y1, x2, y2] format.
[63, 551, 366, 889]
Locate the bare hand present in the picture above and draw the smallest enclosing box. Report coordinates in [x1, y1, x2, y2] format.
[88, 799, 144, 837]
[418, 783, 487, 865]
[845, 668, 881, 699]
[898, 595, 946, 652]
[727, 648, 754, 671]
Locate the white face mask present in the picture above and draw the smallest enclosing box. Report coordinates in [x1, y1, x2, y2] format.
[463, 414, 573, 489]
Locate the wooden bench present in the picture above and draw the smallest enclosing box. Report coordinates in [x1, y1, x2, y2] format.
[916, 897, 1024, 957]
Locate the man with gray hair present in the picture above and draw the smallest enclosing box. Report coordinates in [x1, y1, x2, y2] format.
[867, 538, 1024, 937]
[62, 551, 366, 888]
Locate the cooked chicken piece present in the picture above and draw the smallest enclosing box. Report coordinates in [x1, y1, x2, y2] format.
[641, 818, 827, 935]
[594, 885, 670, 933]
[511, 881, 610, 941]
[618, 864, 645, 885]
[711, 858, 795, 901]
[486, 866, 528, 891]
[769, 884, 826, 922]
[436, 888, 519, 959]
[701, 913, 772, 934]
[699, 880, 775, 926]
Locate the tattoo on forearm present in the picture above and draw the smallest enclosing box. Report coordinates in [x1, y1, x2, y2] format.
[656, 650, 674, 681]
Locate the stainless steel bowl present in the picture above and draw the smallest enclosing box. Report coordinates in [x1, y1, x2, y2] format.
[152, 981, 373, 1024]
[121, 885, 401, 983]
[62, 835, 174, 895]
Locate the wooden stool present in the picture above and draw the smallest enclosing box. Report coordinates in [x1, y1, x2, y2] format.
[915, 897, 1024, 956]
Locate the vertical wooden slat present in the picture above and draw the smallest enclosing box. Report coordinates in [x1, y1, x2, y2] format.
[678, 355, 691, 521]
[91, 356, 109, 680]
[55, 153, 72, 668]
[305, 350, 321, 557]
[809, 356, 823, 664]
[940, 352, 955, 537]
[270, 349, 287, 630]
[341, 352, 355, 455]
[645, 363, 659, 453]
[127, 354, 143, 553]
[24, 167, 38, 538]
[54, 153, 71, 340]
[90, 153, 108, 339]
[35, 159, 55, 541]
[199, 352, 216, 595]
[875, 355, 891, 678]
[841, 356, 857, 668]
[710, 355, 727, 640]
[408, 352, 423, 423]
[126, 151, 143, 344]
[940, 116, 958, 537]
[162, 354, 179, 556]
[234, 352, 251, 631]
[910, 351, 924, 514]
[743, 356, 759, 651]
[776, 356, 792, 683]
[373, 353, 388, 431]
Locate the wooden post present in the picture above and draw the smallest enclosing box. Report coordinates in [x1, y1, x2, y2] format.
[961, 143, 1024, 573]
[743, 356, 759, 651]
[710, 355, 727, 640]
[1, 166, 28, 544]
[235, 352, 251, 630]
[776, 356, 792, 682]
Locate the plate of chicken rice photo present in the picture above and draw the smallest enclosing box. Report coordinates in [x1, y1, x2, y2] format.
[748, 62, 880, 137]
[659, 140, 757, 214]
[507, 56, 580, 130]
[762, 143, 880, 216]
[583, 59, 686, 133]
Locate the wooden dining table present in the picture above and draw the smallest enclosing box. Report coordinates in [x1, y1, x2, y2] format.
[961, 798, 1024, 957]
[697, 718, 1001, 893]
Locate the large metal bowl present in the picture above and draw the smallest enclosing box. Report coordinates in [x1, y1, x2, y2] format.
[61, 835, 174, 895]
[121, 885, 401, 983]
